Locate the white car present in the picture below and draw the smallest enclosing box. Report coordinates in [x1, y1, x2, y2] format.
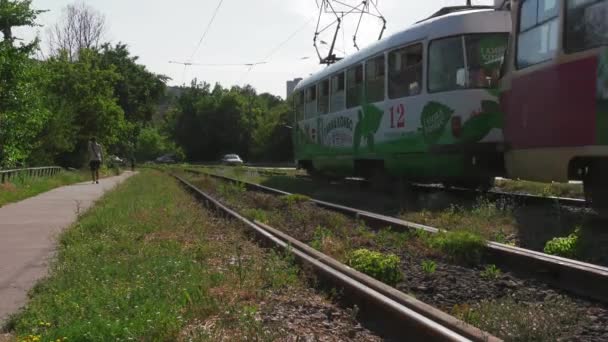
[221, 154, 243, 166]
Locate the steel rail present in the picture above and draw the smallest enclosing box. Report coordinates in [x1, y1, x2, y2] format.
[409, 183, 587, 208]
[189, 169, 608, 304]
[174, 174, 499, 342]
[292, 173, 588, 208]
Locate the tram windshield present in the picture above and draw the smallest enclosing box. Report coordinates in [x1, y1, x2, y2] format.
[429, 33, 508, 92]
[566, 0, 608, 52]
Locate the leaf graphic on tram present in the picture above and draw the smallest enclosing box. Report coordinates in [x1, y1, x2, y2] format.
[353, 104, 383, 152]
[420, 101, 453, 145]
[459, 100, 502, 144]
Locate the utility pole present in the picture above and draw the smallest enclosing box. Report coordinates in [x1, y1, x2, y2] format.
[466, 0, 472, 6]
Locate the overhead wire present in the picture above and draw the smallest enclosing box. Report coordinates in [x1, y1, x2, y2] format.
[189, 0, 225, 61]
[238, 16, 316, 85]
[179, 0, 225, 85]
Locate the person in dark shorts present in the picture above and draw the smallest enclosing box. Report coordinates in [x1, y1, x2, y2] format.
[88, 137, 103, 184]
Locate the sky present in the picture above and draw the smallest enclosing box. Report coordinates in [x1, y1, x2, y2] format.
[15, 0, 497, 98]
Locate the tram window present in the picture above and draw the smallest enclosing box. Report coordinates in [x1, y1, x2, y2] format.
[388, 43, 423, 98]
[330, 73, 345, 112]
[465, 34, 508, 88]
[295, 91, 304, 121]
[365, 55, 385, 103]
[346, 64, 364, 108]
[520, 0, 538, 32]
[305, 86, 318, 119]
[318, 79, 330, 115]
[517, 0, 559, 68]
[428, 36, 465, 93]
[566, 0, 608, 52]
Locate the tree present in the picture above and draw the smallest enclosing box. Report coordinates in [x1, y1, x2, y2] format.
[41, 49, 126, 167]
[0, 0, 49, 167]
[99, 43, 169, 123]
[167, 82, 294, 163]
[0, 0, 45, 43]
[48, 1, 106, 60]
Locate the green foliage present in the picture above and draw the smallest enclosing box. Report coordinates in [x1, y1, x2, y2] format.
[167, 83, 293, 163]
[421, 260, 437, 275]
[480, 264, 501, 279]
[374, 227, 412, 249]
[134, 126, 183, 162]
[0, 0, 46, 44]
[41, 49, 126, 166]
[280, 193, 311, 206]
[310, 226, 334, 250]
[347, 249, 403, 286]
[0, 0, 50, 167]
[543, 229, 580, 258]
[243, 208, 269, 224]
[452, 297, 579, 341]
[217, 181, 245, 199]
[428, 231, 486, 264]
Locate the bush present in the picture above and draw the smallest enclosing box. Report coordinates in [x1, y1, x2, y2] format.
[429, 231, 486, 264]
[544, 230, 579, 258]
[347, 249, 403, 286]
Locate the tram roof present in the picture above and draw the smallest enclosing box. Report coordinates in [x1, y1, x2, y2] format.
[294, 8, 511, 92]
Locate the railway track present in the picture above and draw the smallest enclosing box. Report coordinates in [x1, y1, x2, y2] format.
[294, 173, 589, 209]
[204, 165, 588, 209]
[174, 174, 498, 342]
[187, 168, 608, 305]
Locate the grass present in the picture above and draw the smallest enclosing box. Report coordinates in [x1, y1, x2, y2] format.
[452, 296, 580, 341]
[0, 168, 116, 208]
[402, 198, 516, 243]
[4, 170, 306, 341]
[426, 230, 486, 265]
[495, 178, 583, 199]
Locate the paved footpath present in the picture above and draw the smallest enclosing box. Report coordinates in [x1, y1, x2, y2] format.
[0, 171, 136, 325]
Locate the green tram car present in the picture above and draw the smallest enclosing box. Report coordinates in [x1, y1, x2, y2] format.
[292, 7, 510, 189]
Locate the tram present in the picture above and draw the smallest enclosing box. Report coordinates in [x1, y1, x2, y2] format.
[292, 7, 511, 189]
[500, 0, 608, 212]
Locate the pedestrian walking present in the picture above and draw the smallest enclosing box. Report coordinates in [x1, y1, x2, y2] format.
[88, 137, 103, 184]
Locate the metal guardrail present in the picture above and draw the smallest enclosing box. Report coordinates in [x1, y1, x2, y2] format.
[0, 167, 62, 184]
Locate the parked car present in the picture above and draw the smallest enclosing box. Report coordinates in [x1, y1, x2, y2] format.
[108, 155, 125, 166]
[221, 154, 243, 166]
[155, 154, 176, 164]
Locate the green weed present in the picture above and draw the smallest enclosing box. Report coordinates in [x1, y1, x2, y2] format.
[452, 297, 579, 341]
[480, 264, 501, 279]
[243, 208, 269, 224]
[428, 231, 486, 265]
[543, 229, 580, 258]
[347, 249, 403, 286]
[310, 226, 334, 251]
[280, 193, 311, 206]
[374, 227, 412, 250]
[217, 181, 246, 199]
[421, 260, 437, 275]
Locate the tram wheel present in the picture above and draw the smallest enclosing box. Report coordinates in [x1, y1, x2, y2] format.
[369, 168, 392, 192]
[584, 160, 608, 216]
